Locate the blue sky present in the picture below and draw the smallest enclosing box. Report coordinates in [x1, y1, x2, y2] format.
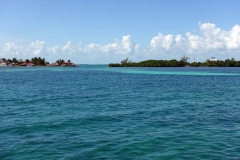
[1, 0, 240, 63]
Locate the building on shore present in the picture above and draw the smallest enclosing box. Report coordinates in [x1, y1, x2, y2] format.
[7, 63, 15, 67]
[210, 57, 217, 62]
[0, 58, 78, 67]
[49, 62, 60, 66]
[0, 62, 7, 67]
[19, 63, 34, 67]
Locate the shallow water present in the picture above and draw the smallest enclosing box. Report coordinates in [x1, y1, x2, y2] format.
[1, 66, 240, 159]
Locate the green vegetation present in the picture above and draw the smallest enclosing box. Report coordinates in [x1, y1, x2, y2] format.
[0, 57, 48, 65]
[56, 59, 65, 65]
[0, 57, 78, 67]
[31, 57, 47, 66]
[109, 57, 240, 67]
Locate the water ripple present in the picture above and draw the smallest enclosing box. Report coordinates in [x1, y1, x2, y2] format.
[1, 66, 240, 159]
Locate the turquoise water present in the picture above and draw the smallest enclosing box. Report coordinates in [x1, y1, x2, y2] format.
[1, 66, 240, 159]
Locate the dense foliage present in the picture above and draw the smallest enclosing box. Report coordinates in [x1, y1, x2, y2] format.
[31, 57, 47, 66]
[0, 57, 75, 66]
[0, 57, 48, 65]
[109, 57, 240, 67]
[56, 59, 65, 65]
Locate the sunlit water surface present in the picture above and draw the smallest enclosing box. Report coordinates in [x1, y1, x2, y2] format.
[1, 66, 240, 159]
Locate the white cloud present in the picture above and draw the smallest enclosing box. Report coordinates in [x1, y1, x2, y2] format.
[149, 23, 240, 60]
[192, 23, 240, 50]
[186, 32, 204, 51]
[62, 41, 71, 51]
[1, 23, 240, 63]
[28, 40, 45, 56]
[3, 42, 23, 57]
[83, 35, 137, 55]
[226, 25, 240, 49]
[150, 33, 174, 51]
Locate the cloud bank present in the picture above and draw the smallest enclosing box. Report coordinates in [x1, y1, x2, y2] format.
[1, 23, 240, 63]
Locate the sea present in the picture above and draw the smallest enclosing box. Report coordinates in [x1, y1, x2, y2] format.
[1, 65, 240, 160]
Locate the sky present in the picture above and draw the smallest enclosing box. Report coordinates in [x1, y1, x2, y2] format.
[0, 0, 240, 64]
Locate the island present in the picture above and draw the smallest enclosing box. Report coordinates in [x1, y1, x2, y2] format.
[109, 56, 240, 67]
[0, 57, 79, 67]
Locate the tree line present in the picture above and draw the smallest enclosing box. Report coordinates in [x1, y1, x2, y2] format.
[109, 57, 240, 67]
[1, 57, 73, 66]
[1, 57, 48, 66]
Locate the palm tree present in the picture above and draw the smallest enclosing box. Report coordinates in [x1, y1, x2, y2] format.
[121, 58, 132, 66]
[180, 55, 190, 62]
[56, 59, 65, 65]
[12, 58, 18, 64]
[180, 55, 190, 66]
[25, 59, 30, 63]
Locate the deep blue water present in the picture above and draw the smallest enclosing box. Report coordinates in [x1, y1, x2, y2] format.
[1, 66, 240, 159]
